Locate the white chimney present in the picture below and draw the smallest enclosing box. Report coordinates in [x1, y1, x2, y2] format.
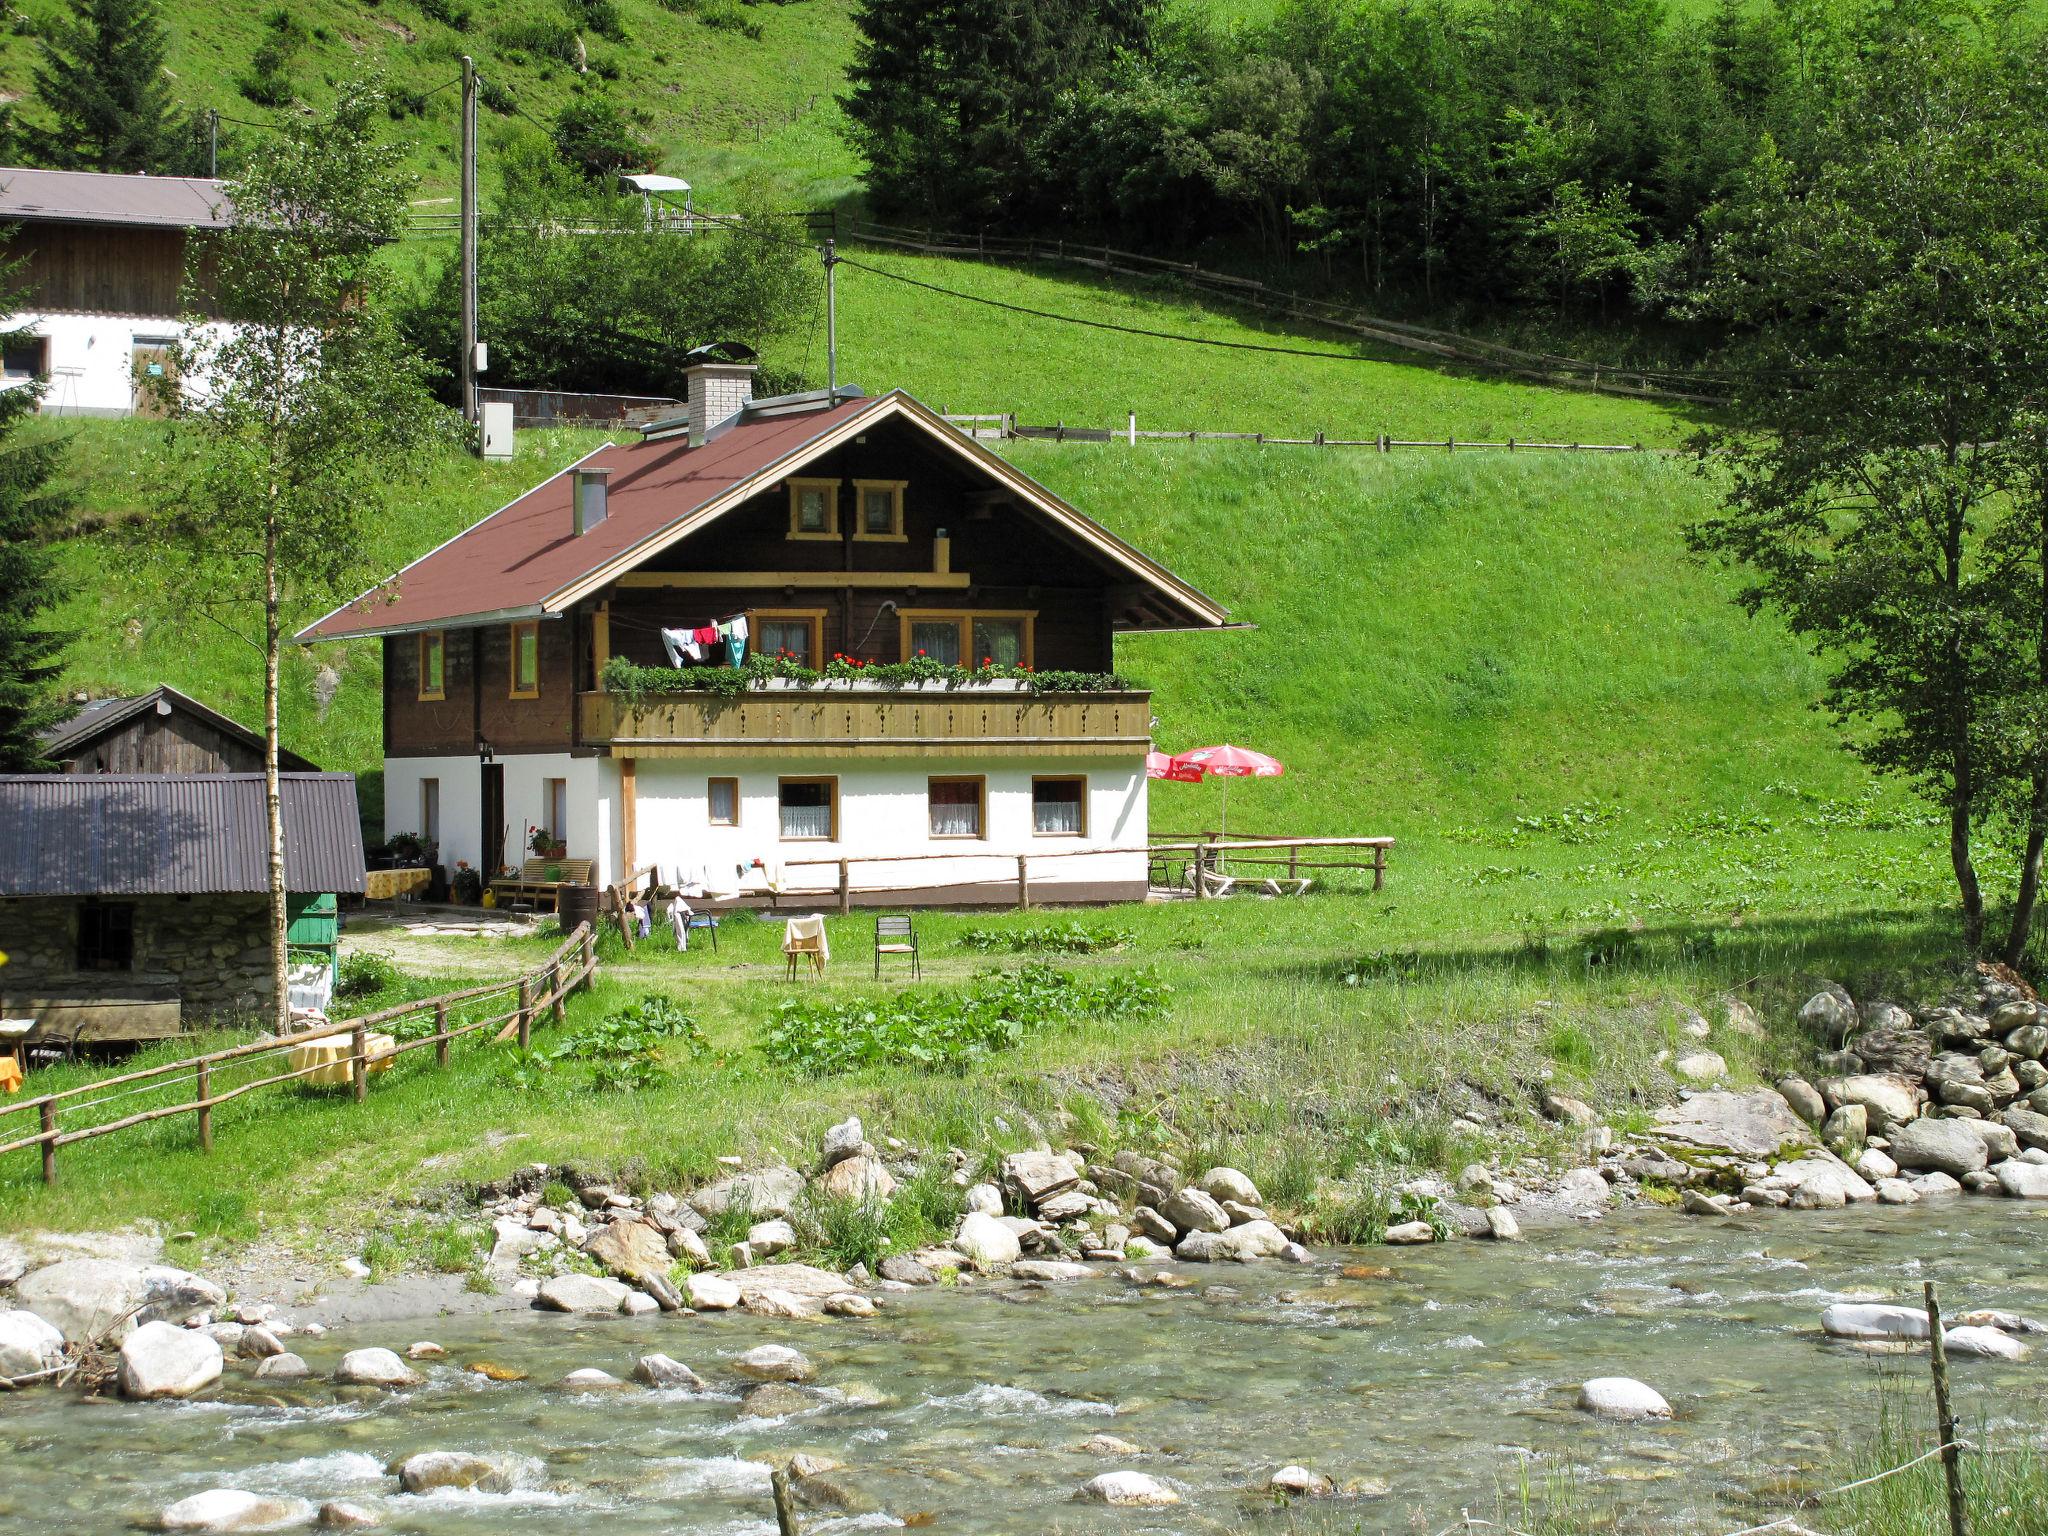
[683, 343, 758, 447]
[572, 466, 611, 535]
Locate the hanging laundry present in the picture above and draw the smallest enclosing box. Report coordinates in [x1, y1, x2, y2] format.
[694, 625, 718, 645]
[660, 627, 704, 667]
[722, 614, 749, 667]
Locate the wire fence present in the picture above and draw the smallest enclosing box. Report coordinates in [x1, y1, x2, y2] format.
[938, 410, 1649, 453]
[0, 924, 597, 1186]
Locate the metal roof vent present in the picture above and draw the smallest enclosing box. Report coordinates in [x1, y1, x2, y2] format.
[572, 466, 611, 535]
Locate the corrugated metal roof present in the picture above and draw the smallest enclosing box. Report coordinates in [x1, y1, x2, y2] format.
[41, 684, 320, 769]
[0, 167, 233, 230]
[0, 774, 366, 896]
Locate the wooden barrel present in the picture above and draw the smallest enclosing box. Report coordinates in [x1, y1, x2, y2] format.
[557, 884, 601, 934]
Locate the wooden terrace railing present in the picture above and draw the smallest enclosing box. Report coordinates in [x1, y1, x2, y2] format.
[0, 924, 597, 1186]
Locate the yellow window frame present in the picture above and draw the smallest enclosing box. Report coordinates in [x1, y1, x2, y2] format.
[786, 477, 841, 541]
[852, 478, 908, 542]
[509, 620, 540, 699]
[417, 630, 446, 701]
[897, 608, 1036, 669]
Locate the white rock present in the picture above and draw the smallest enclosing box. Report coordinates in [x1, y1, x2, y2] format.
[734, 1344, 814, 1382]
[1890, 1119, 1990, 1178]
[1875, 1178, 1920, 1205]
[747, 1218, 797, 1257]
[157, 1489, 314, 1532]
[1198, 1167, 1262, 1206]
[1011, 1260, 1094, 1281]
[743, 1288, 812, 1319]
[253, 1353, 308, 1380]
[489, 1218, 552, 1264]
[333, 1347, 422, 1388]
[118, 1321, 223, 1399]
[954, 1211, 1022, 1270]
[1856, 1147, 1901, 1181]
[1159, 1187, 1229, 1235]
[1821, 1303, 1929, 1341]
[1384, 1220, 1435, 1245]
[535, 1274, 632, 1314]
[560, 1367, 627, 1390]
[1834, 1074, 1918, 1130]
[824, 1292, 878, 1317]
[1576, 1377, 1672, 1421]
[691, 1165, 805, 1218]
[1271, 1464, 1335, 1496]
[1674, 1050, 1729, 1084]
[634, 1353, 705, 1389]
[1910, 1170, 1965, 1197]
[1994, 1159, 2048, 1199]
[0, 1307, 66, 1379]
[620, 1291, 659, 1317]
[819, 1115, 865, 1167]
[686, 1272, 741, 1311]
[395, 1451, 530, 1494]
[963, 1182, 1004, 1216]
[1176, 1219, 1291, 1262]
[668, 1228, 712, 1267]
[15, 1259, 223, 1345]
[1077, 1471, 1180, 1507]
[1484, 1207, 1522, 1241]
[1943, 1326, 2029, 1361]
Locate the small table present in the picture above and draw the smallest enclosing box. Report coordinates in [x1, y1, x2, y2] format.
[364, 867, 432, 905]
[1, 1018, 36, 1090]
[287, 1031, 398, 1087]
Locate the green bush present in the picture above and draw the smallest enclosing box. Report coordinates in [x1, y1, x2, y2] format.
[956, 921, 1134, 955]
[761, 963, 1170, 1077]
[546, 993, 706, 1091]
[335, 950, 400, 1000]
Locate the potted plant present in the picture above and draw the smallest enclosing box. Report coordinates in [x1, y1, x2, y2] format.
[451, 860, 483, 904]
[529, 826, 567, 860]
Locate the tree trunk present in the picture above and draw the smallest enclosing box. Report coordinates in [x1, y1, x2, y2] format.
[1951, 789, 1984, 952]
[265, 506, 288, 1033]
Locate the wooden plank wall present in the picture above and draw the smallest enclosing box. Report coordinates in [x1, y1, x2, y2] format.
[17, 226, 222, 317]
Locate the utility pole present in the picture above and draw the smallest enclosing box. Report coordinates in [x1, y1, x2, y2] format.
[459, 55, 480, 433]
[822, 238, 839, 400]
[207, 109, 218, 178]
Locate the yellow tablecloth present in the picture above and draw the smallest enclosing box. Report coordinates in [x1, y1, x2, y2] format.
[288, 1032, 398, 1087]
[0, 1056, 22, 1095]
[364, 867, 432, 901]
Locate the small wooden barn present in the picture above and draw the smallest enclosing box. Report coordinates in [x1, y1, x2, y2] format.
[41, 685, 318, 775]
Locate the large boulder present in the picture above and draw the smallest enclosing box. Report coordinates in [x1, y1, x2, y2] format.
[1001, 1149, 1081, 1207]
[729, 1263, 853, 1309]
[1943, 1326, 2029, 1361]
[583, 1220, 672, 1285]
[2003, 1107, 2048, 1152]
[690, 1165, 805, 1219]
[157, 1490, 314, 1532]
[334, 1348, 422, 1388]
[1175, 1220, 1290, 1263]
[118, 1320, 222, 1399]
[685, 1272, 741, 1311]
[1994, 1160, 2048, 1199]
[396, 1451, 535, 1494]
[734, 1344, 815, 1383]
[1855, 1017, 1934, 1080]
[954, 1212, 1022, 1270]
[1821, 1303, 1929, 1341]
[819, 1155, 897, 1202]
[1576, 1378, 1672, 1421]
[535, 1274, 632, 1314]
[1778, 1077, 1827, 1126]
[1890, 1118, 1989, 1178]
[1831, 1075, 1921, 1131]
[1650, 1089, 1816, 1162]
[0, 1307, 65, 1379]
[1077, 1472, 1180, 1507]
[1198, 1167, 1262, 1206]
[1158, 1187, 1229, 1236]
[15, 1259, 223, 1345]
[1800, 986, 1858, 1044]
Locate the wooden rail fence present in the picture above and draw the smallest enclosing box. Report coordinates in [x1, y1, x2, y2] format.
[941, 410, 1646, 453]
[0, 924, 597, 1186]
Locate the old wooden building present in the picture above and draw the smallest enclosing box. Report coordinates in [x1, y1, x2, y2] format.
[301, 352, 1234, 905]
[42, 685, 318, 775]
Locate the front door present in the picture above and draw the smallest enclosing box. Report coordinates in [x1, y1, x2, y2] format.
[481, 763, 505, 878]
[131, 337, 179, 417]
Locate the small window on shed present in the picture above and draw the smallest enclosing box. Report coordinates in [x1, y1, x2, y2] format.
[418, 631, 446, 701]
[77, 900, 136, 971]
[2, 337, 47, 381]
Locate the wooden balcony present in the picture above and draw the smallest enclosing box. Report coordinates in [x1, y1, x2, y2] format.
[578, 685, 1153, 758]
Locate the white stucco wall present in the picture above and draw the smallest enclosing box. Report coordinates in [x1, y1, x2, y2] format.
[1, 311, 233, 416]
[381, 755, 483, 869]
[385, 752, 614, 881]
[630, 755, 1148, 899]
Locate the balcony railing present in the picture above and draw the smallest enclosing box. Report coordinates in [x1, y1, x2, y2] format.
[578, 682, 1152, 757]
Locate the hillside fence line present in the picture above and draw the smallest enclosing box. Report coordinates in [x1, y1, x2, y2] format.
[0, 924, 597, 1186]
[939, 410, 1650, 452]
[844, 217, 1726, 407]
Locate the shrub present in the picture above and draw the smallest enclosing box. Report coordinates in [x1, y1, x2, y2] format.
[335, 950, 400, 1000]
[547, 992, 705, 1091]
[957, 921, 1133, 955]
[418, 0, 471, 29]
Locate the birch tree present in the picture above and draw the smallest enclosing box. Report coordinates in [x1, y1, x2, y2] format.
[143, 86, 442, 1029]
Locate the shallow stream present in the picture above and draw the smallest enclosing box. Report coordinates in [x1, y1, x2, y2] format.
[4, 1203, 2044, 1535]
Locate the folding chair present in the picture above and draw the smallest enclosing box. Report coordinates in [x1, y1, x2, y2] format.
[686, 913, 720, 952]
[782, 914, 829, 980]
[874, 914, 920, 980]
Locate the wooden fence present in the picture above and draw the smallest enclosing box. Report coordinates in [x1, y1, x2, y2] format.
[0, 924, 597, 1186]
[844, 217, 1725, 406]
[941, 410, 1645, 453]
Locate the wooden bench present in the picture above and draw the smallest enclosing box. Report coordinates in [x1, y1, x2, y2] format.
[490, 858, 596, 912]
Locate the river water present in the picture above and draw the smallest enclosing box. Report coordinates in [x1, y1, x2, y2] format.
[4, 1203, 2043, 1535]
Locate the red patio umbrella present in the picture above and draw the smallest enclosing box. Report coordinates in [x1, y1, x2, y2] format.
[1146, 750, 1203, 783]
[1169, 744, 1284, 839]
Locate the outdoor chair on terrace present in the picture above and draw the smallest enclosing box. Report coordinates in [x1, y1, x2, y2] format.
[874, 914, 920, 980]
[782, 914, 829, 981]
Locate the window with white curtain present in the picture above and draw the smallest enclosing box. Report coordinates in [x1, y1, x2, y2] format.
[1033, 776, 1085, 835]
[779, 777, 836, 840]
[928, 777, 984, 838]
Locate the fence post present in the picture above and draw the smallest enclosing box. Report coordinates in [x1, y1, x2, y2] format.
[837, 859, 851, 915]
[1127, 410, 1136, 446]
[1378, 433, 1388, 453]
[517, 978, 533, 1052]
[1924, 1282, 1970, 1536]
[1373, 844, 1386, 892]
[1195, 844, 1211, 899]
[583, 925, 595, 985]
[41, 1100, 56, 1185]
[1016, 855, 1031, 910]
[550, 962, 566, 1027]
[196, 1060, 212, 1153]
[350, 1022, 368, 1103]
[1289, 846, 1299, 882]
[434, 1002, 450, 1068]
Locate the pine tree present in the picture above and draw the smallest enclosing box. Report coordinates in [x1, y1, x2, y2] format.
[30, 0, 189, 175]
[0, 259, 73, 771]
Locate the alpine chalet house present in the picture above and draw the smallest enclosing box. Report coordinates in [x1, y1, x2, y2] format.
[0, 166, 232, 416]
[299, 348, 1231, 906]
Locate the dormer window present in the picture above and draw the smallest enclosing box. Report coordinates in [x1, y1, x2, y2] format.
[787, 478, 840, 540]
[853, 479, 906, 541]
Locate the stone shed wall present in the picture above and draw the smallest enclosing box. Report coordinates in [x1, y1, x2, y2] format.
[0, 894, 277, 1018]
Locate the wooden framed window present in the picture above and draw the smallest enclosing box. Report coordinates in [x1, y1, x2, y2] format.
[417, 630, 446, 701]
[786, 478, 840, 540]
[77, 899, 136, 971]
[899, 609, 1036, 668]
[852, 479, 907, 541]
[708, 776, 739, 827]
[509, 620, 540, 698]
[1032, 775, 1087, 837]
[747, 607, 826, 666]
[778, 776, 838, 840]
[928, 775, 985, 838]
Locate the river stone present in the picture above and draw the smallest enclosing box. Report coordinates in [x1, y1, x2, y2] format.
[1674, 1050, 1729, 1084]
[819, 1155, 896, 1202]
[584, 1219, 672, 1284]
[819, 1115, 865, 1168]
[1013, 1259, 1095, 1281]
[1822, 1104, 1867, 1155]
[536, 1274, 632, 1314]
[1650, 1089, 1815, 1161]
[489, 1218, 552, 1265]
[1159, 1187, 1229, 1235]
[955, 1211, 1022, 1269]
[1541, 1090, 1598, 1126]
[1484, 1207, 1522, 1241]
[1778, 1154, 1876, 1208]
[744, 1289, 812, 1319]
[1800, 986, 1858, 1044]
[315, 1502, 379, 1530]
[119, 1321, 222, 1400]
[158, 1490, 315, 1532]
[1966, 1121, 2020, 1163]
[1833, 1075, 1920, 1131]
[1385, 1220, 1436, 1244]
[2003, 1107, 2048, 1151]
[1910, 1170, 1964, 1197]
[15, 1259, 224, 1345]
[740, 1381, 818, 1418]
[731, 1263, 853, 1307]
[1856, 1017, 1933, 1080]
[1132, 1207, 1178, 1245]
[1994, 1159, 2048, 1199]
[236, 1327, 286, 1360]
[2008, 1024, 2048, 1060]
[1822, 1303, 1929, 1341]
[396, 1451, 525, 1494]
[0, 1307, 65, 1379]
[1176, 1220, 1290, 1262]
[1576, 1378, 1672, 1421]
[1271, 1465, 1336, 1497]
[878, 1255, 936, 1286]
[560, 1367, 627, 1390]
[735, 1344, 815, 1383]
[1002, 1149, 1081, 1205]
[1078, 1471, 1180, 1507]
[825, 1291, 878, 1316]
[1777, 1077, 1826, 1126]
[1856, 1147, 1900, 1181]
[334, 1348, 422, 1388]
[668, 1228, 712, 1267]
[1890, 1118, 1989, 1177]
[1875, 1178, 1920, 1204]
[634, 1353, 706, 1389]
[686, 1272, 741, 1310]
[691, 1165, 805, 1218]
[1957, 1308, 2048, 1334]
[1199, 1167, 1262, 1206]
[963, 1182, 1003, 1216]
[254, 1352, 309, 1380]
[1943, 1326, 2029, 1361]
[747, 1219, 797, 1258]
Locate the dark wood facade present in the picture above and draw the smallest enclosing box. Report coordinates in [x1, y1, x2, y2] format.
[16, 224, 221, 317]
[384, 415, 1134, 759]
[48, 688, 316, 774]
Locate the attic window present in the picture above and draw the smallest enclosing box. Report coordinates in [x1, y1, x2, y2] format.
[853, 479, 906, 541]
[787, 478, 840, 540]
[418, 631, 445, 701]
[509, 621, 540, 699]
[573, 467, 611, 535]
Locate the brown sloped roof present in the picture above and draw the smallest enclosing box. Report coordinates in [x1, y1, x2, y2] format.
[0, 774, 366, 896]
[0, 167, 232, 230]
[299, 389, 1230, 641]
[42, 684, 319, 771]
